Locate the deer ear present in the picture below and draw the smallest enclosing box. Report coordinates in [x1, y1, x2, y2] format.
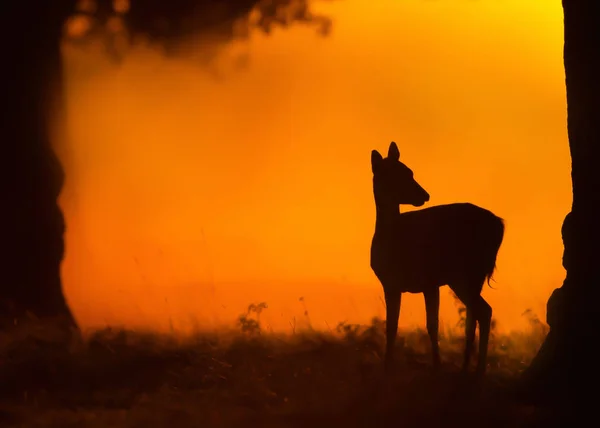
[388, 142, 400, 161]
[388, 141, 400, 160]
[371, 150, 383, 173]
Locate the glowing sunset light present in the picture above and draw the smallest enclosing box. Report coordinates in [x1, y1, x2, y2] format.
[58, 0, 568, 336]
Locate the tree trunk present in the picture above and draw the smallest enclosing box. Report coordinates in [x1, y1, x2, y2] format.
[0, 2, 76, 326]
[522, 0, 600, 404]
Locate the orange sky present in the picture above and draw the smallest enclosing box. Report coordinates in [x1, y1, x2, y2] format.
[57, 0, 569, 335]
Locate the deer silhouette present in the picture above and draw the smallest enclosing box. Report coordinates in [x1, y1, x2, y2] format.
[370, 142, 504, 376]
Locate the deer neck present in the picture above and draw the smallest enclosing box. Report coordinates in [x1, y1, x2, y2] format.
[374, 201, 401, 236]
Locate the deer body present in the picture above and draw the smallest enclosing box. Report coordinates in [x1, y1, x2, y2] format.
[371, 203, 503, 293]
[370, 142, 504, 376]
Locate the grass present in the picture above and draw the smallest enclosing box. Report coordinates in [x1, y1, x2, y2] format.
[0, 305, 561, 428]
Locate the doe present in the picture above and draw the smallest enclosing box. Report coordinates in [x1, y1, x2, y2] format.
[370, 142, 504, 376]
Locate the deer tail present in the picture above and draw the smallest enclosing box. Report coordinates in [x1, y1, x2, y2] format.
[485, 216, 505, 288]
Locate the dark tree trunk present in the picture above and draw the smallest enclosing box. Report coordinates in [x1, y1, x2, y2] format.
[522, 0, 600, 405]
[0, 2, 76, 326]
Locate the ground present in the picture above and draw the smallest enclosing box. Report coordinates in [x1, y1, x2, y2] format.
[0, 307, 560, 428]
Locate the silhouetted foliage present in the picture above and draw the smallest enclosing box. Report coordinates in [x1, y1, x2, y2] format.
[238, 302, 268, 335]
[0, 311, 557, 427]
[65, 0, 332, 62]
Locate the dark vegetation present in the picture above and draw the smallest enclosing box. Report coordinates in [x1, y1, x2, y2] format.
[0, 304, 557, 428]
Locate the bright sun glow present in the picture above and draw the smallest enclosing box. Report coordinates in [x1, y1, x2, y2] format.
[57, 0, 568, 335]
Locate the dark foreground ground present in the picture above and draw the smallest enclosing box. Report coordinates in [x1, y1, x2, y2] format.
[0, 312, 564, 428]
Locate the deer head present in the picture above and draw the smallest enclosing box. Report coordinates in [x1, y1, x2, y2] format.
[371, 142, 430, 207]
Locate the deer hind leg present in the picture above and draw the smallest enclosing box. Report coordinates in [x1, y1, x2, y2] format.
[449, 280, 489, 374]
[383, 287, 402, 372]
[462, 307, 476, 372]
[473, 296, 492, 376]
[423, 288, 441, 370]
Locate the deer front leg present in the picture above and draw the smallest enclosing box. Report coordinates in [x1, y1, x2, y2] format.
[424, 288, 441, 370]
[383, 287, 401, 373]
